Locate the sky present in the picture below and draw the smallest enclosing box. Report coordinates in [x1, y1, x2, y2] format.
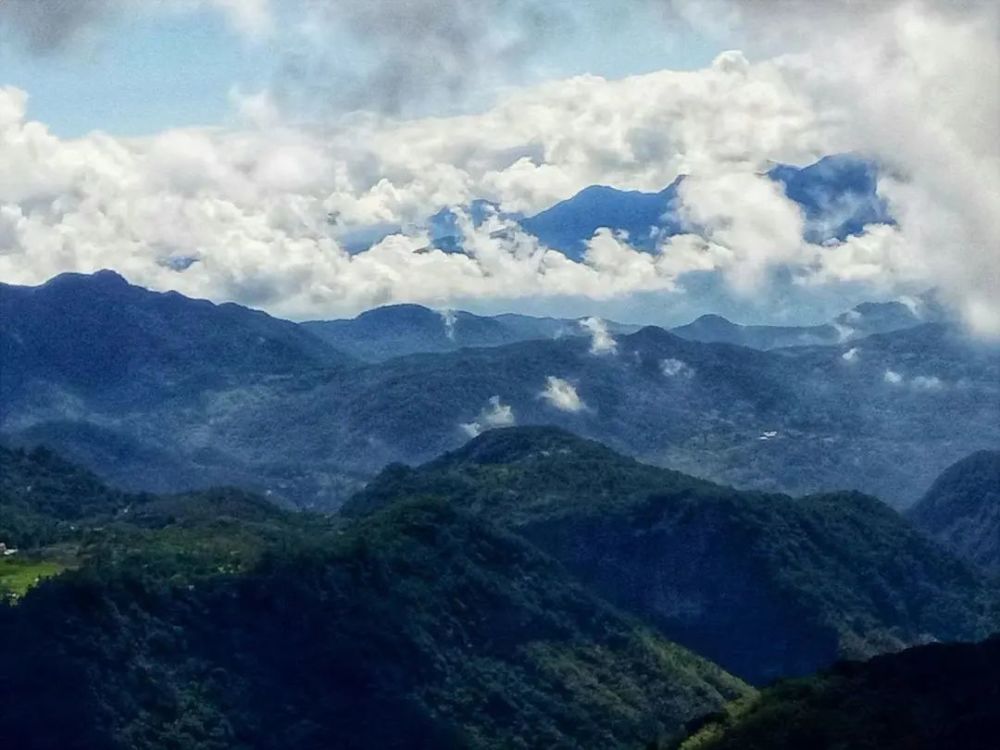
[0, 0, 998, 333]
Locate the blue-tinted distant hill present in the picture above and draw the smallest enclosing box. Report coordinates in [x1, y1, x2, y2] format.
[0, 270, 351, 409]
[303, 304, 639, 362]
[768, 154, 891, 243]
[671, 296, 941, 350]
[3, 273, 996, 511]
[519, 178, 685, 260]
[339, 154, 891, 260]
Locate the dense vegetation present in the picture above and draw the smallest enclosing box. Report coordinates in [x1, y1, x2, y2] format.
[0, 444, 750, 749]
[1, 444, 135, 547]
[348, 427, 1000, 684]
[909, 450, 1000, 574]
[671, 635, 1000, 750]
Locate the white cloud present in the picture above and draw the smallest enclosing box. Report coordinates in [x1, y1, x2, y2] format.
[884, 369, 904, 385]
[911, 375, 944, 391]
[674, 170, 807, 295]
[579, 317, 617, 355]
[882, 369, 945, 391]
[660, 358, 694, 377]
[438, 309, 457, 340]
[460, 395, 516, 437]
[539, 376, 586, 412]
[0, 0, 997, 335]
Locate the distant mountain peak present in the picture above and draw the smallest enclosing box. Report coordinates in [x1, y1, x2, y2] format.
[692, 314, 737, 327]
[42, 268, 130, 290]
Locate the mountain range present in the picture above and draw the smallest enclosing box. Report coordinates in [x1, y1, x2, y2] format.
[302, 304, 640, 362]
[337, 153, 891, 260]
[346, 426, 998, 684]
[2, 271, 996, 511]
[305, 294, 937, 362]
[3, 431, 998, 748]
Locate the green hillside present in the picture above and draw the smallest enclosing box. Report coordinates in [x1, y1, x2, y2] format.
[348, 426, 999, 684]
[0, 445, 749, 749]
[672, 636, 1000, 750]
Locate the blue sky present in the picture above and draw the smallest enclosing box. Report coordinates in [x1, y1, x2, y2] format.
[1, 2, 722, 137]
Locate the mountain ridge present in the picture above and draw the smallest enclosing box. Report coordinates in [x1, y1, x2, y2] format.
[909, 450, 1000, 575]
[346, 426, 999, 684]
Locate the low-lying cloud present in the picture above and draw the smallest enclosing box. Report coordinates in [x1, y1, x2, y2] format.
[579, 317, 617, 355]
[460, 395, 516, 437]
[539, 377, 586, 413]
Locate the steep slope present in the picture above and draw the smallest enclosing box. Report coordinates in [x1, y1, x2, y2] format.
[346, 427, 999, 684]
[672, 636, 1000, 750]
[0, 451, 750, 749]
[909, 451, 1000, 575]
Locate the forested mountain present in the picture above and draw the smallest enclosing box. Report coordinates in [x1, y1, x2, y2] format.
[0, 445, 749, 750]
[672, 635, 1000, 750]
[2, 273, 996, 510]
[2, 434, 995, 747]
[909, 450, 1000, 575]
[0, 270, 351, 410]
[302, 303, 639, 362]
[346, 427, 999, 684]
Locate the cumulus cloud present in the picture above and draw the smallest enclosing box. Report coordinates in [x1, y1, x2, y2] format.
[672, 169, 807, 294]
[460, 395, 516, 437]
[716, 0, 999, 335]
[579, 317, 617, 355]
[539, 376, 586, 412]
[0, 59, 826, 318]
